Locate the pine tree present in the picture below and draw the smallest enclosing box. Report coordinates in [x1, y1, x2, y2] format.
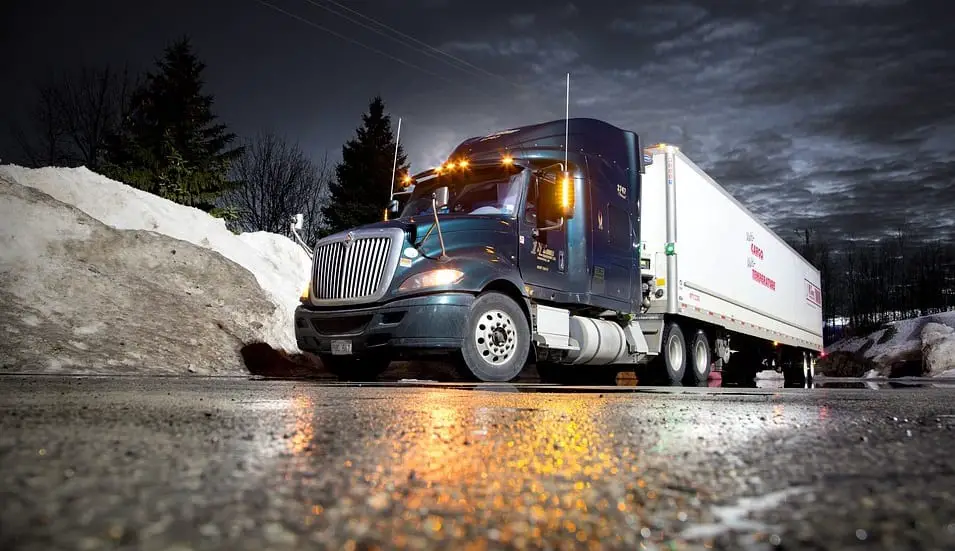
[102, 37, 243, 211]
[321, 96, 409, 234]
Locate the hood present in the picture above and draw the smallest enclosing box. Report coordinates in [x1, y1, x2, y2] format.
[355, 215, 516, 244]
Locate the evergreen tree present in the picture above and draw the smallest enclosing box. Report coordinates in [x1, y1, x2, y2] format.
[103, 37, 243, 211]
[321, 96, 409, 234]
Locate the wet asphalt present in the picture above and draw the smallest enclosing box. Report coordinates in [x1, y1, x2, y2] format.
[1, 375, 954, 551]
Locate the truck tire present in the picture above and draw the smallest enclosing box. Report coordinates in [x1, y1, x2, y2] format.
[319, 354, 390, 382]
[685, 329, 711, 385]
[659, 321, 687, 384]
[458, 291, 530, 382]
[782, 350, 808, 387]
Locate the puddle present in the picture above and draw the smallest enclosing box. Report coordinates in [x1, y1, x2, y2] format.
[681, 486, 812, 543]
[246, 368, 955, 393]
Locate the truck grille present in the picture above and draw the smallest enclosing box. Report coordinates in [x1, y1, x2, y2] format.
[312, 235, 394, 301]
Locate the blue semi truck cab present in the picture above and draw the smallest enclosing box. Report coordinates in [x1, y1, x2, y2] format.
[294, 117, 822, 385]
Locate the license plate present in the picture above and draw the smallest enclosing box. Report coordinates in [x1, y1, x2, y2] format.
[330, 340, 352, 355]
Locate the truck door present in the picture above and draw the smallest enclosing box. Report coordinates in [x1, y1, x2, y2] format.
[518, 173, 569, 292]
[588, 158, 634, 307]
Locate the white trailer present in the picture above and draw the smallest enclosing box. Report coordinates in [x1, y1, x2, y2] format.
[637, 144, 823, 384]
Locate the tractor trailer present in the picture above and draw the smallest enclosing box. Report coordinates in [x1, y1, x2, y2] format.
[294, 118, 823, 385]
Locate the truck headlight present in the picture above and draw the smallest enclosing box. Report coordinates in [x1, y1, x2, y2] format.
[398, 268, 464, 292]
[299, 282, 311, 303]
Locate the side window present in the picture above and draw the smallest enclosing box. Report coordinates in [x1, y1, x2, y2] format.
[523, 176, 537, 223]
[525, 176, 561, 226]
[608, 204, 631, 245]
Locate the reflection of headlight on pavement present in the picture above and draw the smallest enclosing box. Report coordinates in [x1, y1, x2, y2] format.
[398, 268, 464, 292]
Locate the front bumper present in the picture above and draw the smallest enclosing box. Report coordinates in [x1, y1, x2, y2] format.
[294, 292, 474, 356]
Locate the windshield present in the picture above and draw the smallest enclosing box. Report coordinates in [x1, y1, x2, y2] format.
[399, 166, 526, 218]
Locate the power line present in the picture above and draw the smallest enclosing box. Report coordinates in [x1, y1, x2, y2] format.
[251, 0, 457, 85]
[305, 0, 524, 90]
[295, 0, 489, 83]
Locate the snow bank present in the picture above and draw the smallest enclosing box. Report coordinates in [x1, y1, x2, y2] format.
[921, 323, 955, 377]
[0, 164, 312, 352]
[823, 311, 955, 377]
[0, 177, 292, 374]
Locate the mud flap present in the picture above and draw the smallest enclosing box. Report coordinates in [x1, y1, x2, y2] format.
[624, 322, 650, 354]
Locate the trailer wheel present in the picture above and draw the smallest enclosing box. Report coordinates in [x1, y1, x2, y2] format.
[782, 350, 808, 387]
[685, 329, 711, 385]
[457, 291, 530, 382]
[659, 321, 687, 384]
[319, 354, 391, 381]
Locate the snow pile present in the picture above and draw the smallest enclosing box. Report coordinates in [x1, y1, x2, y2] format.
[921, 323, 955, 378]
[0, 164, 312, 352]
[823, 311, 955, 377]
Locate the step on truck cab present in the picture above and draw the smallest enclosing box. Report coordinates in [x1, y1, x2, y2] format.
[294, 118, 824, 384]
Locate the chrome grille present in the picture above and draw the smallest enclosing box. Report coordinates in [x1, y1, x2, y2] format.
[312, 235, 393, 301]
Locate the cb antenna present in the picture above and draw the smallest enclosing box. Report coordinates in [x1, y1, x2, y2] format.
[564, 72, 570, 168]
[389, 116, 402, 202]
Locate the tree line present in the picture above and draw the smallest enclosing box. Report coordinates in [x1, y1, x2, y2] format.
[8, 37, 408, 245]
[786, 228, 955, 343]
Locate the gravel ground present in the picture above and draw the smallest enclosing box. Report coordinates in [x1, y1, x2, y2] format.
[1, 375, 954, 550]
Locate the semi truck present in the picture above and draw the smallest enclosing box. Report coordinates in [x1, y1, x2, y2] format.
[294, 117, 823, 385]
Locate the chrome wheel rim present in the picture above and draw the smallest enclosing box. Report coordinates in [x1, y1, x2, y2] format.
[667, 334, 684, 371]
[694, 340, 708, 375]
[474, 309, 518, 366]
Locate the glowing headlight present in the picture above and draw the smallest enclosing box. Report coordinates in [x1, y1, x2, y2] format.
[299, 282, 310, 303]
[398, 269, 464, 292]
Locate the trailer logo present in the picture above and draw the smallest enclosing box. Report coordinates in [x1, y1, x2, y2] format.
[752, 269, 776, 291]
[806, 280, 822, 308]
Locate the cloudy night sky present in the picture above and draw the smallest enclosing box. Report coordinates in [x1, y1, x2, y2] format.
[3, 0, 953, 244]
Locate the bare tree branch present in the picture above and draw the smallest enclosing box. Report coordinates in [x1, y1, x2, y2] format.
[222, 131, 331, 245]
[8, 65, 135, 169]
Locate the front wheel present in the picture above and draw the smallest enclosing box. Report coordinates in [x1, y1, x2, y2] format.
[457, 292, 530, 382]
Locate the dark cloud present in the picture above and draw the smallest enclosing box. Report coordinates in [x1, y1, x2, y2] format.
[403, 0, 955, 244]
[2, 0, 952, 245]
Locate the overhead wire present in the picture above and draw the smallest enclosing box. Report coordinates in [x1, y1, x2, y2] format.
[251, 0, 457, 85]
[251, 0, 561, 121]
[299, 0, 524, 91]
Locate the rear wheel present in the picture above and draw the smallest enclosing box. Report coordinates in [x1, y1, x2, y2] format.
[319, 354, 390, 381]
[685, 329, 712, 385]
[654, 321, 687, 384]
[457, 292, 530, 382]
[782, 350, 809, 387]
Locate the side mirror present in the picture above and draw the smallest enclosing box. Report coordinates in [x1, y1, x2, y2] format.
[537, 171, 575, 228]
[388, 199, 400, 214]
[432, 186, 449, 209]
[292, 213, 304, 231]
